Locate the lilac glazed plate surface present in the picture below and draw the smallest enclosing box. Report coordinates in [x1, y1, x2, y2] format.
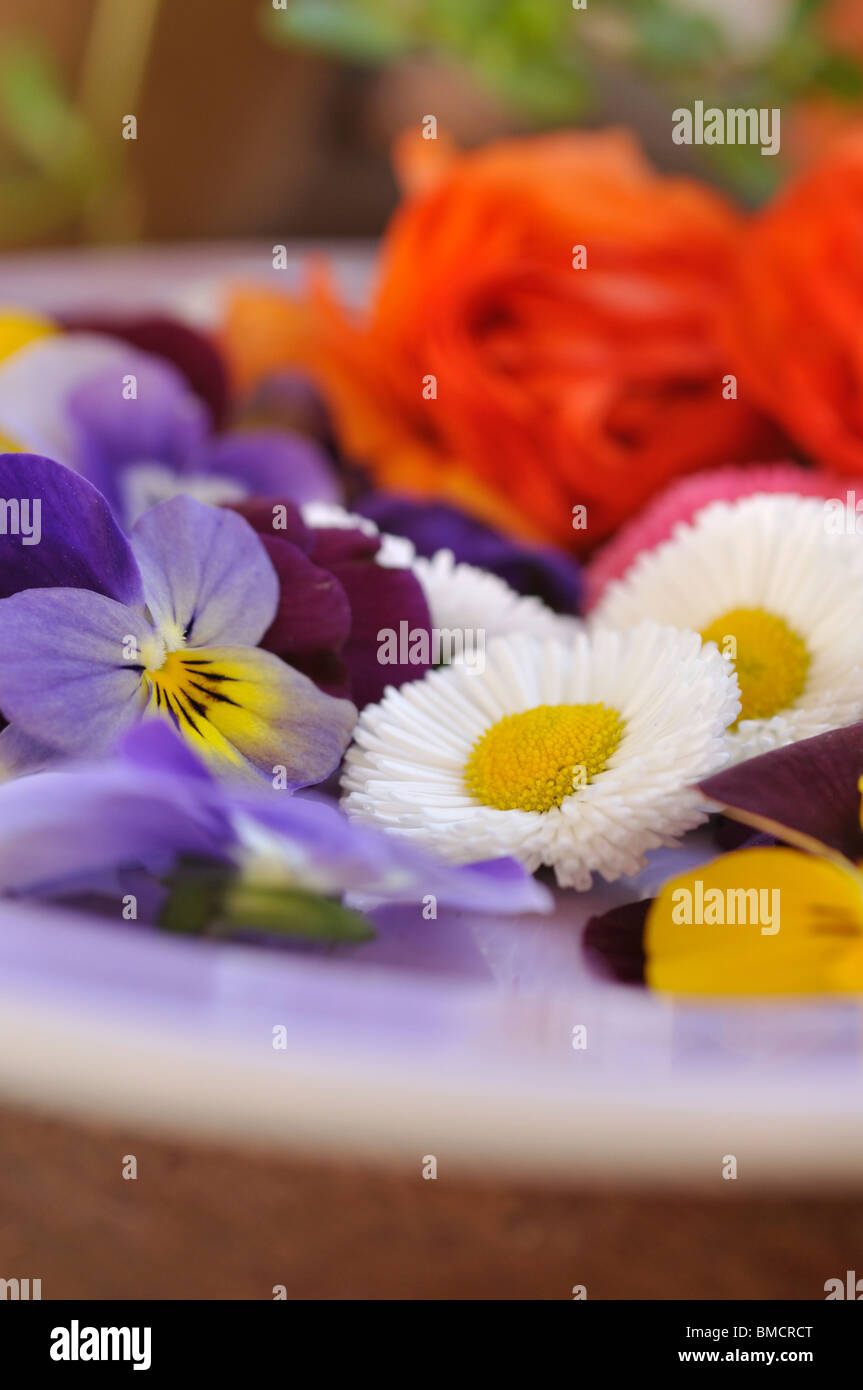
[0, 249, 861, 1187]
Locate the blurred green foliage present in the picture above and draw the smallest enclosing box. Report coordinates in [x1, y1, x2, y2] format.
[0, 40, 119, 245]
[265, 0, 863, 199]
[0, 0, 159, 248]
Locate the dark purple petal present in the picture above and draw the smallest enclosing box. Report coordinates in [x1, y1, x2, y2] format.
[309, 527, 380, 567]
[358, 492, 583, 615]
[0, 453, 143, 605]
[711, 815, 777, 853]
[61, 313, 230, 429]
[235, 370, 336, 448]
[700, 722, 863, 862]
[583, 898, 650, 984]
[230, 496, 312, 552]
[325, 556, 433, 709]
[195, 430, 338, 505]
[67, 359, 208, 508]
[230, 499, 354, 698]
[231, 499, 431, 707]
[257, 535, 352, 663]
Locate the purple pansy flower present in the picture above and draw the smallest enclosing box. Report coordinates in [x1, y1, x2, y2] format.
[0, 330, 339, 527]
[0, 722, 552, 940]
[0, 331, 136, 463]
[60, 312, 231, 429]
[0, 454, 356, 783]
[66, 355, 339, 526]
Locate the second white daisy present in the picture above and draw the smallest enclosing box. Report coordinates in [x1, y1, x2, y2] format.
[341, 624, 739, 890]
[593, 494, 863, 763]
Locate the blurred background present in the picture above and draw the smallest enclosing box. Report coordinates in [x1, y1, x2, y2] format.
[1, 0, 863, 250]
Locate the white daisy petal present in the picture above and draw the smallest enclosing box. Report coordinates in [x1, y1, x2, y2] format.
[593, 494, 863, 763]
[342, 624, 739, 890]
[411, 549, 572, 644]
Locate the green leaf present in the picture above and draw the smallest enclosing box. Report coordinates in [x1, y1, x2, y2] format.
[158, 857, 376, 944]
[158, 858, 234, 936]
[633, 5, 726, 70]
[704, 140, 785, 206]
[0, 37, 106, 196]
[263, 0, 410, 64]
[484, 58, 587, 119]
[224, 884, 376, 943]
[810, 51, 863, 100]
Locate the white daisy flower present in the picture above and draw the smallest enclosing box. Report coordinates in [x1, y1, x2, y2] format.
[302, 503, 570, 645]
[412, 549, 570, 643]
[341, 624, 739, 890]
[593, 494, 863, 764]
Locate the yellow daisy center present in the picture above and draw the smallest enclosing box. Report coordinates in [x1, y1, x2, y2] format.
[700, 607, 810, 723]
[464, 702, 625, 813]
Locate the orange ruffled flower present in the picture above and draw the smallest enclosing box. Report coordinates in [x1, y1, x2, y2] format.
[223, 130, 775, 550]
[727, 129, 863, 479]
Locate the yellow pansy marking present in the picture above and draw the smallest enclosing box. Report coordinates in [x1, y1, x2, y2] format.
[701, 606, 810, 723]
[0, 310, 56, 362]
[464, 702, 624, 813]
[143, 649, 247, 768]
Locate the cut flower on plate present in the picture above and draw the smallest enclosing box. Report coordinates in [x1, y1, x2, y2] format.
[342, 623, 739, 889]
[585, 721, 863, 994]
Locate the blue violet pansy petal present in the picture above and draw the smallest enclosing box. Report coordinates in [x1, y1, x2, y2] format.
[0, 586, 151, 754]
[0, 453, 144, 605]
[131, 494, 279, 649]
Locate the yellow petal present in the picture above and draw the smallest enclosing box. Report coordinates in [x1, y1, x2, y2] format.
[645, 847, 863, 995]
[0, 310, 56, 363]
